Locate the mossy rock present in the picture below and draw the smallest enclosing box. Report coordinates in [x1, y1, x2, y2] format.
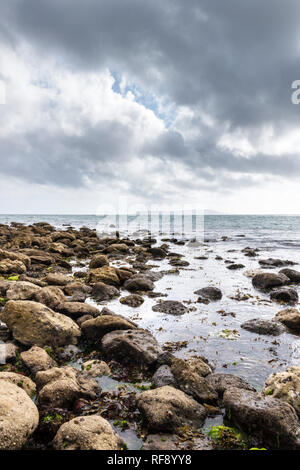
[208, 425, 247, 450]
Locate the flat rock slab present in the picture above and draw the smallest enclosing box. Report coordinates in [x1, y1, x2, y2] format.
[194, 287, 222, 301]
[270, 287, 299, 304]
[259, 258, 296, 267]
[241, 319, 284, 336]
[152, 300, 187, 315]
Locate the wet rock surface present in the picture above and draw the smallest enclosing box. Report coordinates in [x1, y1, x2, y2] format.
[241, 319, 285, 336]
[223, 387, 300, 449]
[152, 300, 188, 315]
[206, 373, 256, 398]
[270, 287, 299, 304]
[102, 328, 163, 366]
[252, 272, 289, 289]
[137, 385, 207, 432]
[194, 286, 222, 301]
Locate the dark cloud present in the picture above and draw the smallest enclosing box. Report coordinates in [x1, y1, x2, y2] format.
[1, 0, 300, 203]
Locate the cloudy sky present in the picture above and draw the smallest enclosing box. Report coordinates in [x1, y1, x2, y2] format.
[1, 0, 300, 214]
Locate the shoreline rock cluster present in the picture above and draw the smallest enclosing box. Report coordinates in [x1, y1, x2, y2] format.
[0, 221, 300, 450]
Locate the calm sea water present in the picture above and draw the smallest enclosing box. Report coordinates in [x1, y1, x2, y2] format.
[0, 214, 300, 248]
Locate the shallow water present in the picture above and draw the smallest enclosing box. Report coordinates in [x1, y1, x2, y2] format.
[95, 236, 300, 390]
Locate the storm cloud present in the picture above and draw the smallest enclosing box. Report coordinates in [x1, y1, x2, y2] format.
[0, 0, 300, 213]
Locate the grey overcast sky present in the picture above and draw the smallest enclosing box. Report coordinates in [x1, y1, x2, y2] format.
[1, 0, 300, 214]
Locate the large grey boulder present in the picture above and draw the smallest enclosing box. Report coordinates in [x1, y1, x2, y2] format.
[102, 328, 163, 366]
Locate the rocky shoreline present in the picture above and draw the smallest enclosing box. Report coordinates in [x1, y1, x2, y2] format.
[0, 221, 300, 450]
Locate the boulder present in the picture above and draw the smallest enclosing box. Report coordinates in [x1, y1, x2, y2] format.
[226, 264, 245, 270]
[51, 231, 76, 242]
[137, 385, 207, 432]
[58, 302, 100, 319]
[6, 281, 41, 301]
[102, 329, 163, 366]
[63, 281, 92, 301]
[0, 371, 36, 397]
[263, 367, 300, 416]
[89, 254, 109, 269]
[20, 346, 57, 375]
[223, 387, 300, 449]
[34, 286, 66, 310]
[48, 242, 73, 256]
[36, 366, 100, 408]
[81, 359, 111, 377]
[123, 275, 154, 292]
[170, 357, 217, 404]
[45, 273, 72, 286]
[194, 287, 222, 301]
[87, 266, 120, 286]
[252, 273, 289, 289]
[0, 249, 31, 269]
[152, 300, 187, 316]
[270, 288, 298, 304]
[0, 260, 26, 274]
[91, 282, 119, 301]
[279, 268, 300, 283]
[82, 315, 136, 342]
[186, 357, 212, 377]
[148, 247, 167, 258]
[259, 258, 296, 267]
[1, 300, 81, 348]
[119, 294, 144, 307]
[0, 380, 39, 450]
[241, 319, 284, 336]
[152, 365, 176, 388]
[29, 254, 53, 266]
[52, 415, 125, 450]
[275, 308, 300, 331]
[105, 243, 129, 254]
[206, 374, 256, 398]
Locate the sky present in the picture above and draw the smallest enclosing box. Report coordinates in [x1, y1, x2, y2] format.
[1, 0, 300, 214]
